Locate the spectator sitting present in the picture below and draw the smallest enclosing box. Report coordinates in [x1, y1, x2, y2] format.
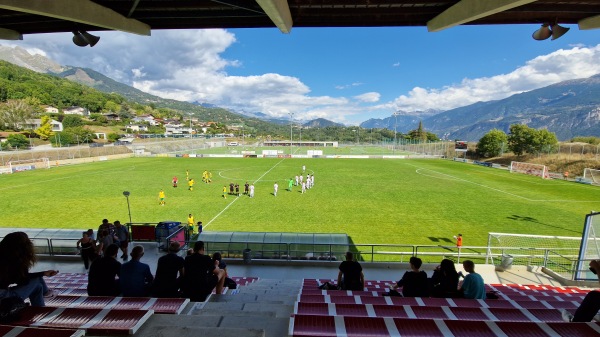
[562, 259, 600, 322]
[213, 252, 236, 290]
[337, 251, 364, 291]
[0, 232, 58, 306]
[385, 256, 429, 297]
[153, 241, 185, 298]
[88, 243, 121, 296]
[458, 260, 486, 299]
[120, 245, 154, 297]
[430, 258, 460, 298]
[182, 241, 225, 301]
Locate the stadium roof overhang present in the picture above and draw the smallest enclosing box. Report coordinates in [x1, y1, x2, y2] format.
[1, 0, 600, 41]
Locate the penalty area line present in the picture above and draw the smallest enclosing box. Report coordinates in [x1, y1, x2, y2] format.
[203, 158, 286, 230]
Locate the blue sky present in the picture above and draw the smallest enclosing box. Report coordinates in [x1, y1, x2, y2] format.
[5, 23, 600, 125]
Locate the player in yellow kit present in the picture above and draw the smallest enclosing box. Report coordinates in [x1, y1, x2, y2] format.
[158, 189, 165, 206]
[187, 214, 195, 235]
[188, 178, 195, 191]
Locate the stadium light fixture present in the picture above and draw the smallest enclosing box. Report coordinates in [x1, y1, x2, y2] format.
[72, 30, 100, 47]
[532, 22, 569, 41]
[122, 191, 132, 224]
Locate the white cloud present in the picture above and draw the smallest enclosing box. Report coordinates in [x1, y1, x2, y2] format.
[354, 92, 380, 103]
[6, 31, 600, 125]
[334, 82, 363, 90]
[393, 45, 600, 112]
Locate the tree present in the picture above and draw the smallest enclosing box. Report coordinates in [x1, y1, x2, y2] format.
[532, 129, 558, 154]
[35, 115, 54, 140]
[62, 115, 84, 128]
[507, 124, 536, 156]
[0, 99, 35, 130]
[6, 133, 29, 149]
[477, 129, 508, 158]
[107, 132, 120, 142]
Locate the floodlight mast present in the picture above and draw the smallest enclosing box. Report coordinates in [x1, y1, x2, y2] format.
[289, 112, 294, 155]
[393, 111, 399, 154]
[123, 191, 132, 225]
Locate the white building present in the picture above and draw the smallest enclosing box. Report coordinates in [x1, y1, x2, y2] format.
[21, 119, 63, 132]
[164, 123, 194, 136]
[126, 124, 149, 132]
[63, 106, 90, 116]
[44, 106, 59, 113]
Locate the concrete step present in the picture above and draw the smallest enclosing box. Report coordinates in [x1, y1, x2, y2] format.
[208, 293, 297, 305]
[193, 302, 293, 318]
[220, 316, 290, 337]
[131, 325, 265, 337]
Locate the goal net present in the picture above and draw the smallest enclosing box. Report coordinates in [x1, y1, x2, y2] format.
[576, 212, 600, 280]
[487, 232, 581, 277]
[510, 161, 548, 179]
[583, 168, 600, 184]
[8, 158, 50, 173]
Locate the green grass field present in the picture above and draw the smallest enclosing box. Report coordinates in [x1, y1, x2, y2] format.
[1, 157, 599, 247]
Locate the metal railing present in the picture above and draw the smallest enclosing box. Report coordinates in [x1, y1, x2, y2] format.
[21, 237, 589, 279]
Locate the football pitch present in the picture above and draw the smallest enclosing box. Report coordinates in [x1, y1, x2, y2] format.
[1, 157, 599, 247]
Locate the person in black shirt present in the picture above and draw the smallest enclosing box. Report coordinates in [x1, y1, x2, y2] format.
[88, 243, 121, 296]
[153, 241, 185, 298]
[182, 241, 225, 301]
[0, 232, 58, 306]
[430, 258, 459, 298]
[337, 252, 364, 291]
[386, 256, 429, 297]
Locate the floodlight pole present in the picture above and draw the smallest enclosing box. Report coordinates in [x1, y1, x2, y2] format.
[393, 112, 399, 154]
[123, 191, 132, 225]
[289, 112, 294, 155]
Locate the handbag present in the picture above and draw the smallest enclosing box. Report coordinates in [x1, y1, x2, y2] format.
[0, 296, 26, 323]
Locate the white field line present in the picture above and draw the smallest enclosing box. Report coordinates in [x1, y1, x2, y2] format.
[413, 167, 599, 203]
[0, 165, 137, 191]
[204, 158, 286, 229]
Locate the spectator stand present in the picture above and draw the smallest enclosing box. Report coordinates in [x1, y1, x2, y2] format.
[290, 279, 600, 337]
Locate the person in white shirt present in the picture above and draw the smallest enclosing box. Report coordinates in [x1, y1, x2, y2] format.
[249, 184, 255, 198]
[273, 182, 278, 196]
[301, 181, 306, 194]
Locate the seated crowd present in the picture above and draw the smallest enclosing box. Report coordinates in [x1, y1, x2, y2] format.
[88, 240, 226, 301]
[338, 254, 495, 300]
[1, 232, 599, 325]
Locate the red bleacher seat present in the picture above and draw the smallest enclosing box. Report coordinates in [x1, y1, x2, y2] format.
[290, 314, 600, 337]
[7, 306, 153, 335]
[45, 296, 189, 314]
[0, 325, 84, 337]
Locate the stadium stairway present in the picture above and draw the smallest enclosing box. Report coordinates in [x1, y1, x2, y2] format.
[132, 278, 302, 337]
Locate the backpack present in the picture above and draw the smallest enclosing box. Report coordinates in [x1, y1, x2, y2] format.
[0, 296, 26, 323]
[224, 277, 237, 289]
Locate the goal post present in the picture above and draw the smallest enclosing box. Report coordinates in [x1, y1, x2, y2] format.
[510, 161, 548, 179]
[576, 212, 600, 280]
[583, 168, 600, 185]
[8, 158, 50, 173]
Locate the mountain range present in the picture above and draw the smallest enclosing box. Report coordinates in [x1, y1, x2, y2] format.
[1, 45, 599, 140]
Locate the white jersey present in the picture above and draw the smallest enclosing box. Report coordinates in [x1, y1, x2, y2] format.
[274, 183, 278, 196]
[301, 182, 306, 193]
[249, 185, 255, 197]
[299, 175, 304, 184]
[295, 175, 299, 186]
